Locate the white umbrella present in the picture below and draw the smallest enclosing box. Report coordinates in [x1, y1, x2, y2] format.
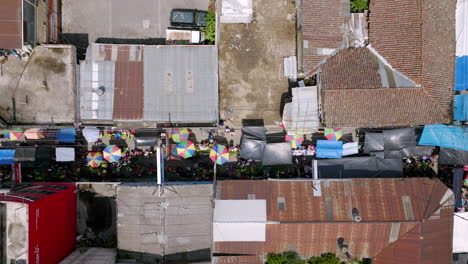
[83, 127, 100, 143]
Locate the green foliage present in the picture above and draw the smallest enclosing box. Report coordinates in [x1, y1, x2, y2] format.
[308, 253, 341, 264]
[266, 251, 306, 264]
[201, 0, 216, 44]
[350, 0, 369, 12]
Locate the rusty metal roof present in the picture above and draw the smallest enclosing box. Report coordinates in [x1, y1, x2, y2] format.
[215, 179, 453, 262]
[218, 178, 437, 222]
[213, 256, 263, 264]
[0, 0, 22, 49]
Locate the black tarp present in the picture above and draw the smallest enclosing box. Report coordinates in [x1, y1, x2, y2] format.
[383, 128, 416, 151]
[439, 148, 468, 165]
[262, 142, 292, 166]
[318, 156, 402, 178]
[400, 146, 434, 157]
[363, 132, 384, 153]
[454, 168, 464, 209]
[14, 148, 36, 162]
[240, 138, 266, 161]
[241, 126, 266, 141]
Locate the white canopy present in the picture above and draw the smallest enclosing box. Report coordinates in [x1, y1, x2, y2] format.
[83, 127, 100, 143]
[454, 212, 468, 253]
[56, 148, 75, 162]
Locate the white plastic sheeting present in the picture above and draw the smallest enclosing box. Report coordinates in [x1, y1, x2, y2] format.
[214, 200, 266, 222]
[221, 0, 253, 23]
[56, 148, 75, 162]
[454, 212, 468, 253]
[83, 127, 100, 143]
[457, 0, 468, 57]
[342, 142, 358, 156]
[282, 87, 319, 135]
[213, 223, 266, 242]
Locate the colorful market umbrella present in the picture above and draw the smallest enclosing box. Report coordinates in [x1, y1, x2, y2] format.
[24, 128, 44, 139]
[324, 128, 343, 141]
[210, 144, 230, 165]
[4, 129, 23, 140]
[171, 128, 190, 143]
[285, 134, 304, 149]
[176, 140, 196, 159]
[103, 145, 122, 162]
[87, 152, 103, 167]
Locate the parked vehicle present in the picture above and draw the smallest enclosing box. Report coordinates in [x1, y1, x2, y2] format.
[170, 9, 208, 28]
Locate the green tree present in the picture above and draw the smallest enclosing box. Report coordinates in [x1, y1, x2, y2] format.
[265, 251, 306, 264]
[350, 0, 369, 12]
[308, 253, 341, 264]
[201, 0, 216, 44]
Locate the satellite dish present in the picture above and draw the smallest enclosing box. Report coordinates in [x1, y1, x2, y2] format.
[96, 86, 105, 96]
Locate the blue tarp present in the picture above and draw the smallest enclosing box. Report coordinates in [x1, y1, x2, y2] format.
[419, 124, 468, 151]
[454, 94, 468, 121]
[56, 128, 76, 143]
[455, 56, 468, 91]
[0, 149, 16, 165]
[316, 140, 343, 158]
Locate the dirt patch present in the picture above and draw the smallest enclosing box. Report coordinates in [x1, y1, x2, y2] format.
[219, 0, 296, 126]
[51, 48, 65, 54]
[33, 56, 66, 74]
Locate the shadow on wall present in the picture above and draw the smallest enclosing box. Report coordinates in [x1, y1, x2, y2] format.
[118, 248, 211, 264]
[78, 190, 117, 247]
[60, 33, 89, 61]
[95, 38, 166, 45]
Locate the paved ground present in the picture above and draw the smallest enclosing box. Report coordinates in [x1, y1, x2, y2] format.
[62, 0, 210, 43]
[218, 0, 296, 127]
[0, 45, 76, 124]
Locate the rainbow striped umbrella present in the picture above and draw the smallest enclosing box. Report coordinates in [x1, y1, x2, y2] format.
[210, 144, 230, 165]
[4, 129, 23, 140]
[103, 145, 122, 162]
[176, 140, 196, 159]
[324, 128, 343, 141]
[87, 152, 103, 167]
[171, 128, 190, 143]
[285, 134, 304, 149]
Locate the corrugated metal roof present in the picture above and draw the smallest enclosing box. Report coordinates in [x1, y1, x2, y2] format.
[215, 179, 453, 262]
[143, 46, 218, 123]
[0, 0, 22, 49]
[213, 256, 263, 264]
[218, 179, 437, 222]
[80, 61, 115, 120]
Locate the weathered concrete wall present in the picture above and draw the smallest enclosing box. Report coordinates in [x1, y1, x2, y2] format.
[3, 202, 28, 264]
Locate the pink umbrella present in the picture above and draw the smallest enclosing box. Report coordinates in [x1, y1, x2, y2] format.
[24, 128, 44, 139]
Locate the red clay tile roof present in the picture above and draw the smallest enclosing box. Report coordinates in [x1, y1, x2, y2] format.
[322, 88, 451, 127]
[368, 0, 423, 84]
[0, 0, 22, 49]
[301, 0, 349, 70]
[320, 0, 455, 127]
[214, 179, 453, 262]
[321, 48, 381, 90]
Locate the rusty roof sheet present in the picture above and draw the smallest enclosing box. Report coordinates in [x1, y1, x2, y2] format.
[218, 179, 441, 222]
[86, 44, 145, 120]
[215, 179, 453, 262]
[213, 256, 263, 264]
[0, 0, 22, 49]
[321, 48, 381, 90]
